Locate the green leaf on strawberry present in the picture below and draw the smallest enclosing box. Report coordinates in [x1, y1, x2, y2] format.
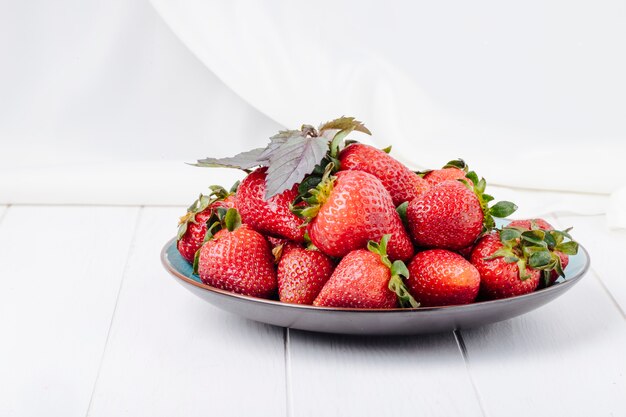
[492, 222, 579, 284]
[459, 167, 518, 233]
[177, 186, 231, 240]
[367, 234, 419, 308]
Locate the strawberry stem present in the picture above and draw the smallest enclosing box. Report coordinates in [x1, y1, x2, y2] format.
[368, 235, 420, 308]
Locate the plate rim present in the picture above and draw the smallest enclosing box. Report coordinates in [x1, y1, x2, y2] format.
[160, 237, 590, 314]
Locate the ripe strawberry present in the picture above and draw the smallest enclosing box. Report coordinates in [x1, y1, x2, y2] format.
[508, 218, 554, 231]
[237, 167, 305, 242]
[422, 159, 472, 186]
[177, 185, 237, 262]
[457, 245, 475, 260]
[313, 235, 418, 308]
[277, 244, 334, 304]
[339, 143, 430, 205]
[266, 235, 288, 249]
[407, 249, 480, 306]
[470, 233, 540, 299]
[506, 218, 572, 285]
[299, 170, 414, 261]
[197, 209, 277, 298]
[406, 180, 483, 250]
[407, 167, 517, 250]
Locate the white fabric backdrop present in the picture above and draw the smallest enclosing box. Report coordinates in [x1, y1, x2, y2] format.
[1, 0, 624, 227]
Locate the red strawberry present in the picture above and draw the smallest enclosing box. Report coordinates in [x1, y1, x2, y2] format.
[407, 249, 480, 306]
[406, 180, 483, 250]
[407, 166, 518, 250]
[339, 143, 430, 205]
[301, 170, 414, 261]
[507, 218, 570, 285]
[266, 235, 288, 249]
[457, 245, 475, 260]
[177, 186, 237, 262]
[470, 233, 540, 299]
[277, 244, 334, 304]
[508, 218, 554, 231]
[197, 209, 277, 298]
[313, 235, 418, 308]
[422, 159, 472, 186]
[237, 167, 305, 242]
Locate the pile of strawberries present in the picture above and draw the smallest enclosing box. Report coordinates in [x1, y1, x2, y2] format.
[176, 117, 578, 309]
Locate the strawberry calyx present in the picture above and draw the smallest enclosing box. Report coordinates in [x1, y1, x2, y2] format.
[416, 158, 468, 177]
[489, 224, 579, 284]
[442, 158, 469, 171]
[290, 162, 337, 223]
[177, 184, 235, 240]
[191, 207, 243, 275]
[367, 234, 420, 308]
[460, 169, 517, 234]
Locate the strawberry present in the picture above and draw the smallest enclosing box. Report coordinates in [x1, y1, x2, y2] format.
[470, 232, 540, 299]
[237, 167, 306, 242]
[422, 159, 472, 186]
[276, 244, 334, 304]
[506, 218, 575, 285]
[457, 245, 475, 260]
[266, 235, 288, 249]
[406, 167, 517, 249]
[313, 235, 418, 308]
[406, 180, 483, 250]
[296, 170, 414, 261]
[177, 185, 237, 262]
[407, 249, 480, 306]
[339, 143, 430, 205]
[197, 208, 277, 298]
[508, 218, 554, 231]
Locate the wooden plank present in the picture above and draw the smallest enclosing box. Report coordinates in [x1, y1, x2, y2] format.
[0, 206, 139, 417]
[288, 331, 484, 416]
[555, 213, 626, 315]
[458, 215, 626, 417]
[87, 207, 287, 417]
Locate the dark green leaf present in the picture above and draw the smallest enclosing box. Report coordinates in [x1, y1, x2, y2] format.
[466, 171, 479, 185]
[396, 202, 409, 227]
[442, 159, 467, 170]
[482, 194, 495, 203]
[192, 249, 201, 275]
[521, 230, 547, 247]
[382, 145, 392, 154]
[529, 251, 552, 268]
[543, 232, 556, 248]
[490, 201, 518, 218]
[500, 227, 521, 243]
[555, 241, 579, 255]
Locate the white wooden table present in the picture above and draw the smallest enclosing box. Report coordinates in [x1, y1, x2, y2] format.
[1, 200, 625, 417]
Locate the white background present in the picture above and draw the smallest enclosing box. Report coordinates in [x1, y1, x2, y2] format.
[1, 0, 625, 212]
[1, 2, 626, 416]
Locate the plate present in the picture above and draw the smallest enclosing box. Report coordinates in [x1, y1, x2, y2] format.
[160, 238, 590, 335]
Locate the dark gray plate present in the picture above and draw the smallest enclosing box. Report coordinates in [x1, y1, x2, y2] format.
[161, 238, 589, 335]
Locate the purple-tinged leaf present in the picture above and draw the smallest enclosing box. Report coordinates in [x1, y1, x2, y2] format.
[318, 116, 371, 135]
[193, 148, 268, 170]
[264, 136, 329, 199]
